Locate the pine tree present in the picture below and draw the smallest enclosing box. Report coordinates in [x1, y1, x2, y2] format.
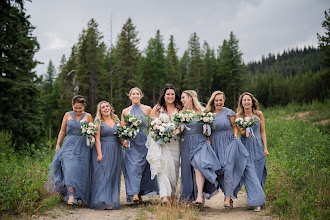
[166, 35, 182, 92]
[201, 41, 217, 101]
[143, 30, 167, 105]
[217, 32, 245, 110]
[317, 9, 330, 69]
[184, 33, 204, 97]
[0, 0, 44, 147]
[112, 18, 141, 110]
[77, 18, 107, 114]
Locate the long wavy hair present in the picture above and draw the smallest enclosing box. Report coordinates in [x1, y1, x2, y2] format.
[237, 92, 260, 117]
[205, 91, 226, 113]
[156, 84, 182, 113]
[95, 101, 120, 123]
[182, 90, 204, 114]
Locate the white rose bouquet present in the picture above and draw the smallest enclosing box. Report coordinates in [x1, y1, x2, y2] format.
[115, 123, 138, 150]
[173, 110, 195, 132]
[233, 115, 259, 138]
[123, 113, 143, 130]
[80, 119, 100, 146]
[196, 110, 216, 136]
[148, 118, 181, 145]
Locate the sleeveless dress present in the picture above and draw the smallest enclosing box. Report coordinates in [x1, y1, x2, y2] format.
[240, 120, 267, 188]
[146, 108, 180, 199]
[90, 122, 123, 209]
[46, 111, 90, 205]
[123, 104, 159, 202]
[180, 118, 222, 201]
[209, 108, 249, 198]
[231, 119, 266, 207]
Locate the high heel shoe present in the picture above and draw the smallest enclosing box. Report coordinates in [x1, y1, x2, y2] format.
[254, 206, 261, 212]
[224, 199, 233, 209]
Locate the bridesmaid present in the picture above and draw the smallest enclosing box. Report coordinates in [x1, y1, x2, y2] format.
[206, 91, 249, 208]
[180, 90, 221, 206]
[90, 101, 123, 210]
[234, 92, 268, 211]
[147, 84, 182, 205]
[46, 95, 92, 206]
[121, 87, 158, 204]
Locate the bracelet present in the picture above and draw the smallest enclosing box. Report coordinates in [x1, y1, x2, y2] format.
[56, 145, 60, 148]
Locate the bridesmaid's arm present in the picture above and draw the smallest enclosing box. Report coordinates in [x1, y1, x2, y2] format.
[121, 108, 128, 127]
[236, 113, 246, 137]
[86, 113, 93, 123]
[258, 111, 269, 156]
[144, 105, 152, 116]
[95, 125, 103, 162]
[55, 112, 69, 151]
[150, 105, 160, 118]
[229, 115, 238, 139]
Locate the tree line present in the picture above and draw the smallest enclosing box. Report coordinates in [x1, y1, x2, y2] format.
[1, 1, 329, 148]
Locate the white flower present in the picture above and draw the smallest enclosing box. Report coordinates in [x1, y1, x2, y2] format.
[245, 117, 251, 122]
[203, 117, 210, 122]
[133, 121, 138, 127]
[159, 126, 165, 132]
[129, 117, 133, 122]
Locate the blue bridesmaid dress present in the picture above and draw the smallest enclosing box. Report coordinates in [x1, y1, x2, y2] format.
[46, 111, 90, 205]
[180, 118, 221, 202]
[90, 122, 123, 209]
[123, 104, 158, 202]
[209, 108, 249, 198]
[232, 119, 266, 207]
[240, 120, 267, 188]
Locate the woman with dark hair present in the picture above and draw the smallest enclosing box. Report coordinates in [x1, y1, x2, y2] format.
[121, 87, 158, 204]
[146, 84, 182, 205]
[46, 95, 93, 206]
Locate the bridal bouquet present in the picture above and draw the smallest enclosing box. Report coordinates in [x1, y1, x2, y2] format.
[115, 124, 138, 150]
[80, 119, 100, 146]
[148, 118, 181, 145]
[173, 110, 195, 132]
[196, 110, 216, 136]
[233, 116, 259, 138]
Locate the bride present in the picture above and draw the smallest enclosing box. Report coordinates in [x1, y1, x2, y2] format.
[146, 84, 182, 205]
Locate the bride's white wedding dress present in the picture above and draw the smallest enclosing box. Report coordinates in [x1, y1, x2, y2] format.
[146, 108, 180, 199]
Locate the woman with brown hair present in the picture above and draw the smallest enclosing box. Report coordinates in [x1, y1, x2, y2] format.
[46, 95, 93, 206]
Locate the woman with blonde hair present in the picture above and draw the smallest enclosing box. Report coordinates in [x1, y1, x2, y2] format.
[206, 91, 249, 209]
[46, 95, 92, 206]
[234, 92, 268, 211]
[121, 87, 158, 204]
[179, 90, 221, 206]
[90, 101, 123, 210]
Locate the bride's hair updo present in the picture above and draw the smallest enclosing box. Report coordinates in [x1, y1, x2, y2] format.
[127, 87, 144, 98]
[182, 90, 204, 114]
[156, 84, 182, 113]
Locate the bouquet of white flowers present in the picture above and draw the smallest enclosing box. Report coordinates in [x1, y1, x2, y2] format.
[115, 124, 138, 150]
[233, 115, 259, 138]
[80, 120, 100, 146]
[123, 113, 143, 129]
[148, 117, 181, 145]
[196, 110, 216, 136]
[172, 110, 195, 132]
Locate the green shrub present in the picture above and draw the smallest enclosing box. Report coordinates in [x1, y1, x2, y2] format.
[0, 131, 56, 216]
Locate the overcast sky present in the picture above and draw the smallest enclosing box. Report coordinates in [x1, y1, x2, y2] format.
[25, 0, 329, 76]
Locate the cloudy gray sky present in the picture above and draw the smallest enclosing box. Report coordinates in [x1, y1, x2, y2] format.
[25, 0, 329, 76]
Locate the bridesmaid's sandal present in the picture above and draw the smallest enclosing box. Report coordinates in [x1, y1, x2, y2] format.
[132, 194, 140, 204]
[67, 196, 74, 206]
[105, 207, 114, 210]
[254, 206, 261, 212]
[224, 198, 233, 209]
